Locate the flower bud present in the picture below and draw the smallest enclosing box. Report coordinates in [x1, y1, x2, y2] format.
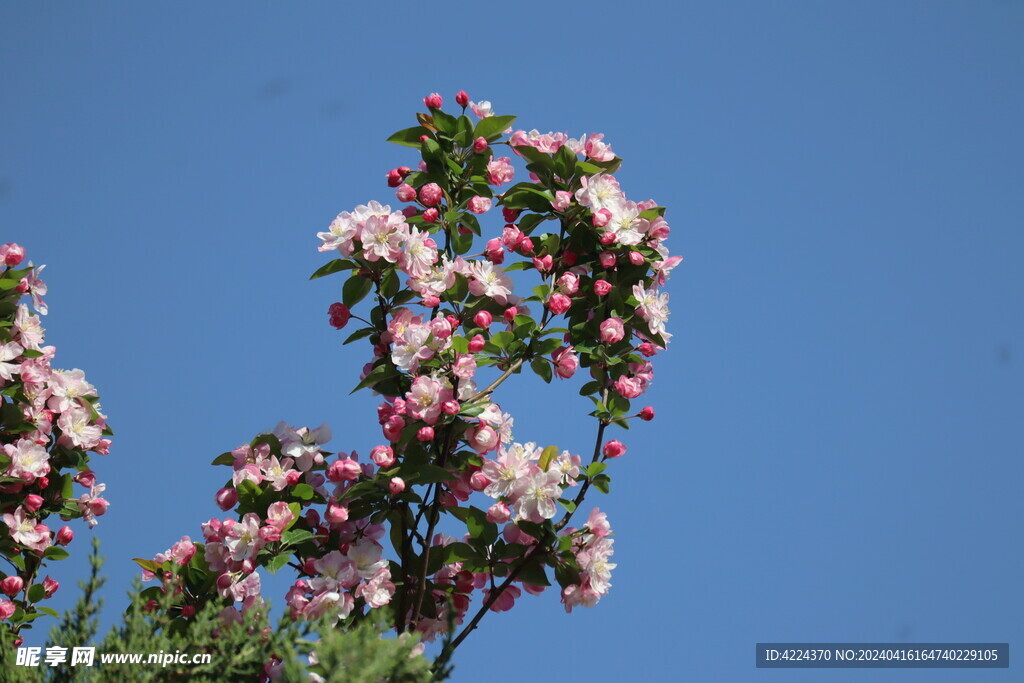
[602, 440, 627, 458]
[416, 426, 435, 442]
[593, 279, 612, 296]
[24, 494, 43, 512]
[389, 477, 406, 495]
[423, 92, 443, 109]
[599, 251, 616, 268]
[629, 250, 645, 266]
[42, 577, 59, 598]
[531, 255, 553, 273]
[592, 209, 612, 228]
[386, 168, 404, 187]
[0, 243, 26, 267]
[259, 525, 282, 543]
[326, 503, 349, 524]
[181, 605, 196, 618]
[0, 577, 23, 597]
[383, 415, 406, 442]
[486, 502, 511, 524]
[215, 487, 238, 511]
[56, 526, 74, 546]
[502, 207, 521, 223]
[503, 306, 518, 323]
[469, 471, 491, 491]
[419, 183, 443, 207]
[327, 459, 362, 482]
[599, 231, 617, 245]
[639, 406, 655, 421]
[547, 293, 571, 315]
[468, 334, 485, 353]
[396, 183, 417, 202]
[370, 445, 395, 468]
[518, 237, 534, 254]
[468, 196, 492, 214]
[456, 90, 470, 107]
[473, 136, 488, 153]
[599, 317, 626, 344]
[422, 207, 439, 223]
[328, 302, 351, 329]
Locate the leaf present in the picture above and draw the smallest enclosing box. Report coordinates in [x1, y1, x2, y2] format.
[517, 559, 551, 587]
[36, 607, 58, 618]
[408, 464, 455, 485]
[386, 126, 431, 147]
[489, 331, 515, 350]
[441, 542, 480, 564]
[291, 483, 314, 501]
[558, 498, 576, 513]
[538, 445, 559, 471]
[210, 452, 235, 466]
[592, 474, 611, 494]
[27, 584, 45, 603]
[342, 274, 373, 308]
[587, 462, 607, 477]
[351, 361, 399, 394]
[431, 109, 457, 135]
[309, 259, 355, 280]
[474, 115, 516, 141]
[265, 553, 291, 574]
[343, 327, 375, 345]
[531, 357, 553, 383]
[281, 528, 316, 547]
[133, 558, 163, 573]
[43, 546, 69, 561]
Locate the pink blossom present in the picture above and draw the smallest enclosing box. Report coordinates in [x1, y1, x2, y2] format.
[486, 157, 514, 186]
[389, 477, 406, 495]
[453, 354, 476, 380]
[0, 576, 23, 597]
[473, 311, 492, 329]
[468, 196, 492, 214]
[639, 406, 655, 421]
[417, 426, 435, 441]
[383, 415, 405, 442]
[470, 100, 494, 118]
[547, 293, 571, 316]
[599, 317, 625, 344]
[556, 272, 579, 295]
[599, 251, 616, 268]
[552, 346, 579, 379]
[574, 173, 623, 212]
[396, 183, 417, 202]
[4, 439, 49, 483]
[632, 284, 671, 340]
[55, 526, 73, 545]
[456, 90, 470, 107]
[613, 375, 644, 399]
[593, 280, 611, 296]
[512, 470, 562, 522]
[0, 243, 25, 267]
[602, 440, 626, 459]
[422, 207, 439, 223]
[486, 502, 511, 524]
[532, 255, 553, 273]
[328, 302, 351, 329]
[0, 342, 23, 381]
[327, 458, 362, 482]
[0, 599, 14, 620]
[468, 334, 485, 353]
[466, 423, 499, 454]
[370, 445, 395, 468]
[326, 503, 349, 525]
[584, 133, 615, 161]
[356, 567, 396, 608]
[3, 506, 50, 551]
[467, 260, 513, 305]
[419, 183, 443, 207]
[423, 93, 443, 109]
[215, 487, 238, 511]
[592, 208, 612, 228]
[406, 375, 451, 426]
[551, 190, 572, 212]
[473, 136, 488, 153]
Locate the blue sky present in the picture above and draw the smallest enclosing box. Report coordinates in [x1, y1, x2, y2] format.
[2, 2, 1022, 681]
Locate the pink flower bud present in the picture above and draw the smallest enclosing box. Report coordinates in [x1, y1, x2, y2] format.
[599, 231, 617, 245]
[468, 334, 485, 353]
[0, 243, 25, 267]
[473, 136, 488, 153]
[215, 487, 238, 511]
[56, 526, 74, 546]
[629, 251, 645, 266]
[422, 207, 439, 223]
[599, 251, 616, 268]
[552, 346, 579, 379]
[422, 295, 440, 307]
[285, 470, 301, 486]
[89, 498, 109, 517]
[216, 573, 234, 594]
[328, 458, 362, 482]
[532, 255, 553, 273]
[42, 576, 59, 598]
[502, 207, 521, 223]
[547, 293, 571, 315]
[442, 399, 460, 415]
[639, 406, 655, 421]
[503, 306, 518, 323]
[603, 440, 627, 459]
[383, 415, 406, 442]
[24, 494, 43, 512]
[456, 90, 470, 107]
[417, 426, 435, 442]
[474, 311, 493, 329]
[556, 272, 579, 295]
[599, 317, 626, 344]
[326, 503, 349, 524]
[637, 342, 658, 357]
[551, 190, 572, 212]
[396, 183, 417, 202]
[259, 525, 282, 543]
[593, 279, 612, 296]
[446, 314, 461, 329]
[469, 471, 491, 491]
[486, 502, 511, 524]
[36, 476, 49, 490]
[370, 445, 395, 468]
[0, 599, 15, 620]
[181, 605, 196, 618]
[518, 237, 534, 254]
[501, 225, 523, 250]
[386, 168, 404, 187]
[592, 209, 612, 228]
[75, 470, 97, 488]
[0, 577, 23, 597]
[389, 477, 406, 495]
[485, 238, 504, 263]
[423, 92, 443, 109]
[328, 302, 351, 330]
[467, 424, 499, 453]
[419, 183, 443, 207]
[468, 196, 492, 214]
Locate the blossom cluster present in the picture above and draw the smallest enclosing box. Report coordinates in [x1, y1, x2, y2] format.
[142, 92, 677, 666]
[0, 244, 112, 637]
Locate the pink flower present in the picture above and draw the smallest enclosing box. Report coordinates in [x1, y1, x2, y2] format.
[455, 90, 469, 107]
[486, 502, 511, 524]
[423, 93, 443, 109]
[0, 599, 15, 620]
[552, 346, 578, 379]
[467, 196, 492, 214]
[486, 157, 514, 185]
[639, 406, 655, 421]
[453, 353, 476, 380]
[396, 183, 417, 203]
[370, 445, 395, 468]
[512, 470, 563, 522]
[614, 375, 644, 399]
[602, 440, 626, 458]
[266, 501, 296, 530]
[328, 303, 351, 329]
[532, 255, 553, 273]
[419, 183, 443, 207]
[632, 284, 671, 340]
[470, 100, 493, 118]
[169, 537, 196, 565]
[473, 136, 488, 153]
[389, 477, 405, 495]
[422, 207, 439, 223]
[584, 133, 615, 162]
[383, 415, 405, 442]
[592, 209, 612, 228]
[599, 251, 616, 268]
[327, 458, 362, 482]
[466, 424, 499, 454]
[215, 487, 238, 511]
[547, 293, 571, 316]
[468, 334, 485, 353]
[0, 576, 23, 597]
[55, 526, 73, 545]
[417, 426, 435, 441]
[406, 375, 451, 426]
[473, 311, 492, 329]
[593, 280, 612, 296]
[326, 503, 349, 525]
[599, 317, 625, 344]
[0, 243, 25, 267]
[551, 190, 572, 212]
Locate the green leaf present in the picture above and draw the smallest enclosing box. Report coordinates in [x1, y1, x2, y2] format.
[409, 464, 455, 485]
[37, 607, 58, 618]
[343, 326, 375, 345]
[517, 559, 551, 587]
[538, 445, 559, 471]
[554, 144, 577, 179]
[27, 584, 45, 603]
[342, 274, 374, 308]
[587, 462, 607, 477]
[351, 361, 399, 394]
[386, 126, 431, 147]
[452, 230, 474, 255]
[281, 528, 317, 547]
[431, 109, 458, 135]
[210, 451, 235, 466]
[489, 330, 515, 350]
[592, 473, 611, 494]
[20, 349, 43, 359]
[310, 259, 355, 280]
[441, 542, 480, 564]
[43, 546, 69, 561]
[474, 115, 517, 141]
[0, 279, 19, 291]
[531, 357, 553, 383]
[558, 498, 577, 513]
[133, 558, 163, 574]
[291, 483, 314, 501]
[265, 553, 291, 574]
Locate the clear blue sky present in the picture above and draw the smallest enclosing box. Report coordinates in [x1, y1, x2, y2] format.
[2, 2, 1022, 681]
